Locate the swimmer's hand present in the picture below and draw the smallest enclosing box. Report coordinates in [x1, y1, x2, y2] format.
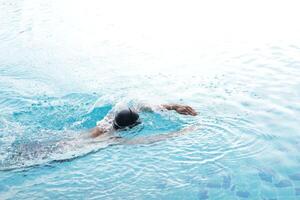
[162, 104, 197, 116]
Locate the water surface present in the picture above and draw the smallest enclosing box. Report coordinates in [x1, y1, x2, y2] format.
[1, 0, 300, 199]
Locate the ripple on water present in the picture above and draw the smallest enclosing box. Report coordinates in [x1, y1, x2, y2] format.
[289, 173, 300, 181]
[258, 168, 275, 183]
[274, 179, 293, 188]
[198, 115, 268, 163]
[236, 190, 250, 198]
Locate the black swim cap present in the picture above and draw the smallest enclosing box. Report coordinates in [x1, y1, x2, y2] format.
[113, 108, 140, 130]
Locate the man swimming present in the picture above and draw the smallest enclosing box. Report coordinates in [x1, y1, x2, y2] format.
[2, 104, 197, 170]
[89, 103, 197, 138]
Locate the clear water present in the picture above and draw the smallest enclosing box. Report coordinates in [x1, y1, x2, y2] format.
[1, 0, 300, 199]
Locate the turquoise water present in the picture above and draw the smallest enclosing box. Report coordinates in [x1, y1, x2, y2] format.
[1, 0, 300, 199]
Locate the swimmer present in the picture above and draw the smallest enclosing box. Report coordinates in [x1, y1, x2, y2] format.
[89, 104, 197, 138]
[2, 104, 197, 170]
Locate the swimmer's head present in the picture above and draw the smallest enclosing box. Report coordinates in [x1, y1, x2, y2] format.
[113, 108, 141, 130]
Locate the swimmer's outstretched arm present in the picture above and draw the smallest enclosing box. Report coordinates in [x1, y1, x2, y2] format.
[139, 103, 197, 116]
[119, 125, 198, 145]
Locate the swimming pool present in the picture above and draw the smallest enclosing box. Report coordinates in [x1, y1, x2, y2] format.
[1, 0, 300, 199]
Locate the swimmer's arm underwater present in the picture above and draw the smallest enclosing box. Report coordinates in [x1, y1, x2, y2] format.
[119, 125, 198, 145]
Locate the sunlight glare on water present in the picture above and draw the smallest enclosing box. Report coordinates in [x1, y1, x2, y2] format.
[1, 0, 300, 199]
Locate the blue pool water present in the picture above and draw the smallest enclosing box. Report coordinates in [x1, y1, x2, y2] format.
[1, 0, 300, 199]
